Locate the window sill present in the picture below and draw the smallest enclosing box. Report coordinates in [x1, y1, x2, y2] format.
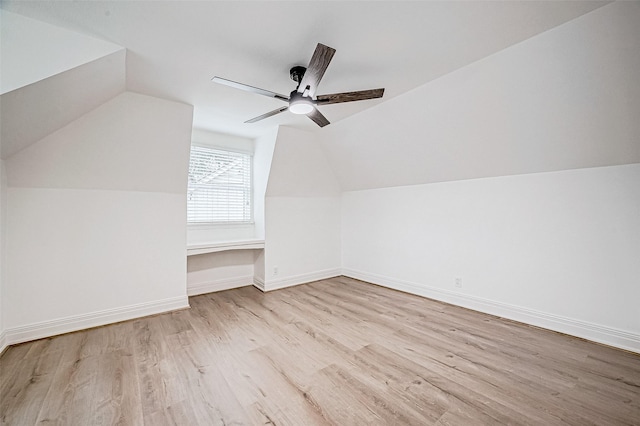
[188, 222, 255, 229]
[186, 239, 265, 256]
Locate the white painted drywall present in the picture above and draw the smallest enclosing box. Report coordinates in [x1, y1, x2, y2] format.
[329, 2, 640, 352]
[0, 10, 123, 94]
[187, 250, 256, 296]
[342, 164, 640, 351]
[6, 188, 188, 327]
[0, 160, 6, 351]
[253, 249, 266, 286]
[321, 1, 640, 191]
[264, 196, 341, 290]
[253, 128, 277, 240]
[6, 91, 190, 192]
[263, 126, 341, 290]
[266, 126, 341, 197]
[191, 128, 254, 153]
[1, 50, 126, 159]
[252, 128, 277, 286]
[3, 91, 193, 336]
[187, 226, 256, 245]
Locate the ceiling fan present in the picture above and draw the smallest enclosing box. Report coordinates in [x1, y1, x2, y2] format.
[212, 43, 384, 128]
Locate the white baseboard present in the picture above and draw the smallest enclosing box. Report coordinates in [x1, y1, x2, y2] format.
[342, 268, 640, 354]
[255, 268, 341, 292]
[253, 276, 266, 291]
[0, 329, 8, 356]
[188, 275, 253, 296]
[2, 296, 189, 349]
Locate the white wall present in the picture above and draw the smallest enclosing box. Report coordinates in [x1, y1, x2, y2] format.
[0, 160, 6, 352]
[253, 128, 278, 240]
[1, 10, 126, 161]
[321, 1, 640, 191]
[187, 249, 258, 296]
[266, 126, 341, 198]
[252, 128, 278, 285]
[316, 1, 640, 353]
[6, 92, 189, 192]
[3, 91, 193, 344]
[1, 50, 126, 159]
[261, 126, 341, 291]
[263, 196, 342, 291]
[342, 164, 640, 352]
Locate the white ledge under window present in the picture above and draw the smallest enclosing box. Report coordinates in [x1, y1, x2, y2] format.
[186, 239, 265, 256]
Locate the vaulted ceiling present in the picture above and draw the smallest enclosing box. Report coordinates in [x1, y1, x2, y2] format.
[1, 1, 610, 139]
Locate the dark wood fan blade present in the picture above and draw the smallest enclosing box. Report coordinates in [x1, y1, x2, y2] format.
[245, 106, 289, 123]
[297, 43, 336, 97]
[316, 88, 385, 105]
[307, 107, 330, 128]
[212, 77, 289, 102]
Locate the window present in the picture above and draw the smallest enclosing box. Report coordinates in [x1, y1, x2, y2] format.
[187, 146, 252, 224]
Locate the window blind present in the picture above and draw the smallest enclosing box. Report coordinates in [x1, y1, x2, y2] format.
[187, 146, 252, 224]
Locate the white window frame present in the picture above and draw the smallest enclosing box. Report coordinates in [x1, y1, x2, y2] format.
[187, 144, 253, 226]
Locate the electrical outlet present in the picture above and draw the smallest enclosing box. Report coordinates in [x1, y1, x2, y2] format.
[273, 266, 278, 276]
[455, 277, 462, 288]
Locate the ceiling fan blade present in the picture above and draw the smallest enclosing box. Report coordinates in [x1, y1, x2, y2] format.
[297, 43, 336, 97]
[245, 106, 289, 123]
[212, 77, 289, 102]
[316, 88, 385, 105]
[307, 107, 330, 128]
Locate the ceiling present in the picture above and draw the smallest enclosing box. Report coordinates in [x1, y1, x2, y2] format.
[1, 1, 609, 139]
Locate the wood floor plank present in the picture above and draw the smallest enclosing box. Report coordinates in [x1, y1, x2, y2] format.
[132, 316, 187, 422]
[32, 354, 100, 425]
[2, 277, 639, 425]
[1, 349, 62, 425]
[91, 350, 145, 425]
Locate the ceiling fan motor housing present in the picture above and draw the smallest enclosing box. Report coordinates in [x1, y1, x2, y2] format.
[290, 66, 307, 84]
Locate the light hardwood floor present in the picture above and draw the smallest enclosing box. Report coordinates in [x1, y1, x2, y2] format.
[1, 276, 639, 425]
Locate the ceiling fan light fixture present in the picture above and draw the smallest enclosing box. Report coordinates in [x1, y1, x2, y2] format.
[289, 92, 314, 115]
[289, 100, 314, 115]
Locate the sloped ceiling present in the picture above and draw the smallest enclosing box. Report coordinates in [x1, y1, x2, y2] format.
[0, 10, 122, 94]
[1, 50, 126, 158]
[0, 10, 126, 159]
[1, 1, 609, 139]
[321, 2, 640, 191]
